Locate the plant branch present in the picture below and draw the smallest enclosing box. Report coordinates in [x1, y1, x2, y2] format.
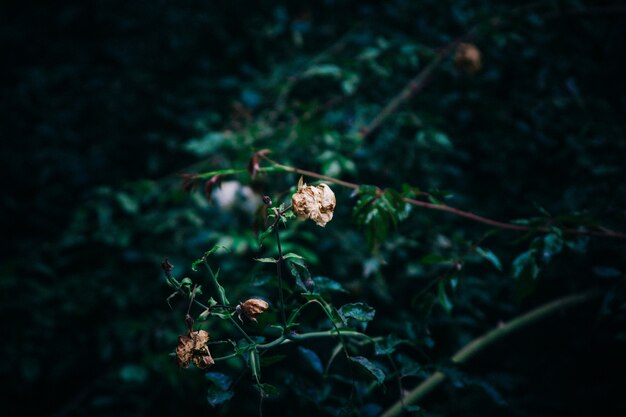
[275, 223, 287, 325]
[257, 155, 626, 240]
[379, 290, 602, 417]
[202, 258, 254, 343]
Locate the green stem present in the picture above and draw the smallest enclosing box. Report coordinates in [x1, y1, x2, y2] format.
[256, 330, 370, 350]
[275, 225, 287, 325]
[196, 166, 286, 180]
[202, 258, 254, 344]
[213, 352, 239, 362]
[379, 290, 601, 417]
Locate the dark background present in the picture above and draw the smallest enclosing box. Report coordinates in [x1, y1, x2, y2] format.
[2, 1, 626, 416]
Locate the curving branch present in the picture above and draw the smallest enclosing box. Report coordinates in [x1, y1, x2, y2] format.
[379, 290, 601, 417]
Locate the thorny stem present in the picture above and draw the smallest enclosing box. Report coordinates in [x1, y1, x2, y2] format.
[257, 155, 626, 240]
[379, 290, 602, 417]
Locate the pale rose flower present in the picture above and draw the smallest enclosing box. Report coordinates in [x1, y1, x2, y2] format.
[292, 179, 336, 227]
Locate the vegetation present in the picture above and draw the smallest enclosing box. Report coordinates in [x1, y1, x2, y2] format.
[3, 1, 626, 416]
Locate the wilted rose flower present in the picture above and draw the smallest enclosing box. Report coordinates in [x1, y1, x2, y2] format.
[291, 179, 336, 227]
[175, 330, 214, 369]
[237, 298, 270, 323]
[454, 42, 482, 74]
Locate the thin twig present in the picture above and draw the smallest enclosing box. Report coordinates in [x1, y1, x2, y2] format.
[258, 155, 626, 240]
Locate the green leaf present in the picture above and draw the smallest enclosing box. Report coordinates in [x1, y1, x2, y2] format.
[476, 247, 503, 271]
[420, 254, 448, 265]
[207, 386, 233, 407]
[512, 250, 540, 298]
[541, 233, 563, 263]
[257, 225, 275, 247]
[254, 257, 278, 264]
[205, 245, 228, 257]
[283, 253, 304, 260]
[297, 347, 323, 375]
[206, 372, 233, 407]
[349, 356, 385, 385]
[374, 335, 406, 356]
[312, 276, 348, 294]
[116, 192, 139, 214]
[512, 250, 540, 281]
[338, 302, 376, 323]
[592, 266, 621, 278]
[212, 268, 230, 306]
[438, 281, 453, 314]
[353, 187, 406, 249]
[191, 259, 203, 271]
[287, 259, 311, 292]
[302, 64, 342, 79]
[253, 383, 280, 399]
[206, 372, 232, 390]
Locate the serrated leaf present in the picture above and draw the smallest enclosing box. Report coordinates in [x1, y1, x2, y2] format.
[349, 356, 385, 385]
[476, 247, 503, 271]
[338, 302, 376, 322]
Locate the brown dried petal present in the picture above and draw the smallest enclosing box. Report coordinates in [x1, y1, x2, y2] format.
[454, 43, 482, 74]
[239, 298, 269, 323]
[176, 335, 194, 368]
[192, 347, 215, 369]
[190, 330, 210, 349]
[291, 182, 336, 227]
[175, 330, 213, 369]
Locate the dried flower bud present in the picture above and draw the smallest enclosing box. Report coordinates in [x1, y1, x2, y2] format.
[236, 298, 270, 323]
[291, 179, 336, 227]
[161, 258, 174, 277]
[175, 330, 214, 369]
[454, 43, 482, 74]
[204, 175, 222, 202]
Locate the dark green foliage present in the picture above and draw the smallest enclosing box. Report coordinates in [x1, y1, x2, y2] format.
[3, 0, 626, 416]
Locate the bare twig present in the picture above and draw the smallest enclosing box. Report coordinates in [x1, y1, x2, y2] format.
[258, 155, 626, 240]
